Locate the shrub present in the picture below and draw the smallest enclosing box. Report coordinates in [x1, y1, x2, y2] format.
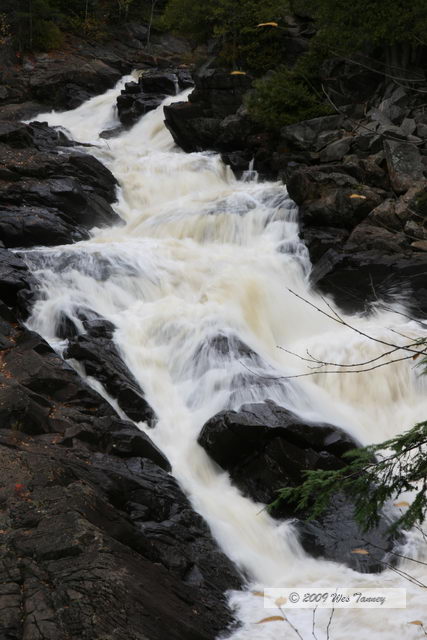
[32, 19, 63, 50]
[246, 66, 332, 131]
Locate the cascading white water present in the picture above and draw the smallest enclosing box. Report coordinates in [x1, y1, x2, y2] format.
[24, 79, 427, 639]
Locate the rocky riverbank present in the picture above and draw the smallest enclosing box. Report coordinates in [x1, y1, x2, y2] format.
[1, 22, 426, 640]
[0, 24, 192, 119]
[164, 64, 427, 317]
[0, 109, 242, 639]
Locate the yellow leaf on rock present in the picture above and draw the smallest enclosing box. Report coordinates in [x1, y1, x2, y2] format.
[349, 194, 367, 199]
[256, 616, 286, 624]
[257, 22, 279, 27]
[351, 548, 370, 555]
[230, 71, 246, 75]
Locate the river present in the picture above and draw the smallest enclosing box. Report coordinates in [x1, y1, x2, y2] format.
[22, 76, 427, 639]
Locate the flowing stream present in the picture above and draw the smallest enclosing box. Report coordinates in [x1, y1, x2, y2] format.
[23, 76, 427, 639]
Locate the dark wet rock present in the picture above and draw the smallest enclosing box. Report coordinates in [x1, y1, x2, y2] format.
[199, 400, 356, 484]
[140, 71, 178, 95]
[0, 442, 241, 640]
[0, 205, 90, 247]
[218, 112, 253, 150]
[281, 115, 346, 152]
[0, 120, 72, 151]
[384, 139, 425, 193]
[65, 333, 154, 424]
[311, 245, 427, 316]
[0, 123, 120, 248]
[221, 150, 252, 176]
[29, 58, 122, 110]
[106, 427, 170, 469]
[117, 90, 164, 127]
[2, 177, 120, 229]
[319, 137, 351, 162]
[0, 121, 34, 148]
[0, 380, 51, 435]
[116, 69, 188, 127]
[190, 68, 253, 118]
[164, 101, 208, 152]
[350, 132, 383, 155]
[0, 101, 45, 121]
[287, 164, 384, 228]
[0, 249, 36, 308]
[177, 68, 194, 89]
[164, 68, 252, 154]
[82, 315, 116, 339]
[302, 226, 350, 263]
[310, 181, 427, 315]
[0, 300, 241, 639]
[100, 124, 126, 139]
[198, 400, 398, 572]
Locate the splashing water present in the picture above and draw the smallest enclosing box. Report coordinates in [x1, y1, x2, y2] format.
[24, 79, 427, 639]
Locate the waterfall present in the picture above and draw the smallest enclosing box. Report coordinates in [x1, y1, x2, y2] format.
[24, 79, 427, 639]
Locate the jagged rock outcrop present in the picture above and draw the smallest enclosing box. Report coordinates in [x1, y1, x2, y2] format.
[0, 121, 122, 248]
[0, 259, 242, 640]
[0, 97, 242, 638]
[0, 28, 192, 114]
[164, 68, 253, 154]
[65, 330, 154, 424]
[198, 400, 398, 573]
[117, 69, 193, 127]
[309, 180, 427, 315]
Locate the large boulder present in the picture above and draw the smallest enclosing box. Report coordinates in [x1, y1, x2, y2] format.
[281, 115, 346, 152]
[117, 70, 192, 128]
[2, 177, 119, 228]
[0, 125, 121, 248]
[287, 163, 385, 228]
[65, 330, 154, 425]
[384, 139, 425, 193]
[29, 57, 122, 110]
[163, 68, 253, 157]
[0, 249, 36, 309]
[199, 400, 398, 572]
[309, 181, 427, 315]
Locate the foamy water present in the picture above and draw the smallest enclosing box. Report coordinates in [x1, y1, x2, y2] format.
[24, 78, 427, 639]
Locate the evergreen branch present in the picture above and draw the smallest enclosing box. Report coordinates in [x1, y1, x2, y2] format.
[270, 421, 427, 532]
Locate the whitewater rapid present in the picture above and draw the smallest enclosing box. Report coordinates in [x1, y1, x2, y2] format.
[25, 76, 427, 639]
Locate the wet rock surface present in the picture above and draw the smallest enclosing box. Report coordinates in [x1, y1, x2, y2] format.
[0, 273, 242, 640]
[0, 28, 192, 114]
[309, 181, 427, 315]
[117, 69, 193, 127]
[65, 331, 154, 425]
[0, 54, 243, 635]
[164, 68, 252, 154]
[199, 400, 398, 573]
[1, 21, 426, 635]
[0, 121, 122, 248]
